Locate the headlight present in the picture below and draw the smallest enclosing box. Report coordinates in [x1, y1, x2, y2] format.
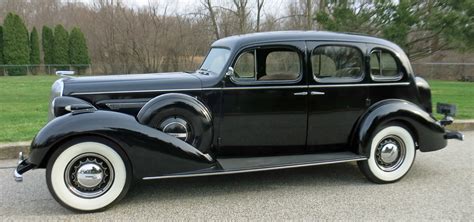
[48, 79, 64, 121]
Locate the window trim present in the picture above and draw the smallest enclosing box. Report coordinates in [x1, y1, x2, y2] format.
[230, 45, 304, 85]
[311, 44, 365, 84]
[369, 48, 404, 82]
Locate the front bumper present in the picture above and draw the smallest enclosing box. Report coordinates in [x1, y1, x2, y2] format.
[13, 152, 36, 182]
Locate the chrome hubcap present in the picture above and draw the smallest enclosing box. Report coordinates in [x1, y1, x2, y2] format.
[375, 136, 406, 172]
[380, 143, 399, 163]
[65, 153, 114, 198]
[160, 117, 191, 141]
[76, 163, 104, 188]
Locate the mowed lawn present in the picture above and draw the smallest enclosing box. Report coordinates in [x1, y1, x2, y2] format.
[0, 76, 57, 142]
[0, 76, 473, 142]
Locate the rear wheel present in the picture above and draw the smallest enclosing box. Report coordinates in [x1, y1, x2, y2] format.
[358, 124, 416, 183]
[46, 137, 131, 212]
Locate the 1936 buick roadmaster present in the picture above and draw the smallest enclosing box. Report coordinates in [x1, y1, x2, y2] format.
[14, 31, 463, 212]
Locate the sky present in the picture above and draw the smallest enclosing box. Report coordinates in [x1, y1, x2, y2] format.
[73, 0, 287, 17]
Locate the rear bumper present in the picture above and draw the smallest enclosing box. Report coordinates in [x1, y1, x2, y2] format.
[419, 103, 463, 152]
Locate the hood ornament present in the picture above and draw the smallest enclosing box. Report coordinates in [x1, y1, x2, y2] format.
[56, 70, 75, 78]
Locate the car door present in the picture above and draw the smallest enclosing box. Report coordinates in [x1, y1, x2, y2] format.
[306, 41, 369, 151]
[218, 41, 308, 155]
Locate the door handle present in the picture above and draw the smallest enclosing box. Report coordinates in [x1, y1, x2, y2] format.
[310, 91, 325, 95]
[293, 92, 308, 96]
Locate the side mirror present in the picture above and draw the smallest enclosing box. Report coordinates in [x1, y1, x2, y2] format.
[225, 67, 234, 78]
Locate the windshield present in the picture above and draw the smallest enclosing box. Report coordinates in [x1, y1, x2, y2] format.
[199, 48, 231, 74]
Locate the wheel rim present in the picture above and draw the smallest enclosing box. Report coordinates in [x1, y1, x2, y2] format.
[159, 117, 193, 142]
[375, 135, 406, 172]
[64, 153, 114, 198]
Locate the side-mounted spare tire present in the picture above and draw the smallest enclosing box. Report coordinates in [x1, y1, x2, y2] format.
[137, 94, 213, 154]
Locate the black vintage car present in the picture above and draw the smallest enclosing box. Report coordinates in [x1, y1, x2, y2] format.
[15, 31, 463, 212]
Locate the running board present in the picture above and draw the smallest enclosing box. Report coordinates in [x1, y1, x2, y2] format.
[143, 152, 366, 180]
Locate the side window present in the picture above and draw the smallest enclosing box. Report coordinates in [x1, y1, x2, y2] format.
[233, 47, 301, 82]
[370, 49, 402, 80]
[234, 51, 255, 79]
[260, 50, 300, 81]
[312, 46, 363, 82]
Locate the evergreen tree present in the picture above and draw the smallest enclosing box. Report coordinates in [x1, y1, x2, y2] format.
[3, 13, 29, 75]
[29, 27, 40, 74]
[69, 27, 90, 74]
[315, 0, 474, 59]
[0, 26, 4, 65]
[42, 26, 54, 66]
[53, 25, 69, 70]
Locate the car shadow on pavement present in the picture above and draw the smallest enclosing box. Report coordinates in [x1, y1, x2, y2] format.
[121, 162, 370, 205]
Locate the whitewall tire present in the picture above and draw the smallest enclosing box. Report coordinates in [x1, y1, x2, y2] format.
[46, 138, 131, 212]
[358, 124, 416, 183]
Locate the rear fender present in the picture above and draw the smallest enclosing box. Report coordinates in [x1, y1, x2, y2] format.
[353, 99, 446, 157]
[29, 110, 215, 179]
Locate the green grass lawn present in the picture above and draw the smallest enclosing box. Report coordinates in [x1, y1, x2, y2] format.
[0, 76, 472, 142]
[0, 76, 58, 142]
[430, 80, 474, 120]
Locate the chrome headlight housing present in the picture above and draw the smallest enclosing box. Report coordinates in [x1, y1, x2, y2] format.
[48, 79, 64, 121]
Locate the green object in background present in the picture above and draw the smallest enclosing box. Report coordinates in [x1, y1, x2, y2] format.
[42, 26, 54, 65]
[69, 27, 90, 74]
[3, 13, 29, 76]
[0, 26, 4, 65]
[430, 80, 474, 120]
[53, 25, 69, 70]
[0, 76, 472, 142]
[29, 27, 41, 74]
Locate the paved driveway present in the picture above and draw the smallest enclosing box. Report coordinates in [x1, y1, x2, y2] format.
[0, 132, 472, 220]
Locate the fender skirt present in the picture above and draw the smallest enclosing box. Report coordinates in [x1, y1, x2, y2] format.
[28, 110, 215, 179]
[355, 99, 447, 156]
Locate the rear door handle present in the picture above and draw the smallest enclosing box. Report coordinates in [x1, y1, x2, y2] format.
[310, 91, 325, 95]
[293, 92, 308, 96]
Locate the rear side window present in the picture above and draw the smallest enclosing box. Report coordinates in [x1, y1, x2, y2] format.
[263, 51, 300, 80]
[370, 49, 402, 81]
[311, 46, 363, 82]
[233, 47, 302, 82]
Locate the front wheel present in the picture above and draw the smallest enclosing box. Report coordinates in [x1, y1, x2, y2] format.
[46, 137, 131, 212]
[358, 124, 416, 184]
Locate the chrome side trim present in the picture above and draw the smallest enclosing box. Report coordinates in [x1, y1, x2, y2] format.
[222, 85, 308, 90]
[105, 102, 147, 109]
[70, 82, 409, 95]
[71, 88, 207, 95]
[142, 157, 367, 180]
[309, 82, 410, 88]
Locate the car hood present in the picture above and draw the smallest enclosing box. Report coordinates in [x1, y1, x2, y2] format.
[62, 72, 202, 95]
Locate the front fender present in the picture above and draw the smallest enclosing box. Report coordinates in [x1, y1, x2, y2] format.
[137, 93, 212, 125]
[29, 110, 215, 179]
[355, 99, 447, 156]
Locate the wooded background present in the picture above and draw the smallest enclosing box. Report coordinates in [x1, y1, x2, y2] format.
[0, 0, 472, 79]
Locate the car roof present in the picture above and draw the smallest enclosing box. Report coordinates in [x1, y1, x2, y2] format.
[211, 31, 402, 52]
